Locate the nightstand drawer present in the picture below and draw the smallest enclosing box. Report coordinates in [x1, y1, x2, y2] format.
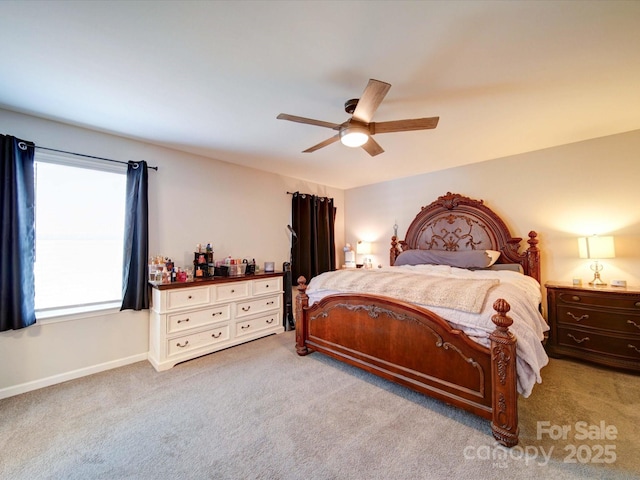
[557, 326, 640, 361]
[556, 306, 640, 336]
[557, 291, 640, 311]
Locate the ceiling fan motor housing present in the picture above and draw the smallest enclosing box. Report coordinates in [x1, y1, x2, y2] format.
[344, 98, 359, 114]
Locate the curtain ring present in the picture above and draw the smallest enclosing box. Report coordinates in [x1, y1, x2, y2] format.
[18, 141, 28, 151]
[129, 161, 139, 169]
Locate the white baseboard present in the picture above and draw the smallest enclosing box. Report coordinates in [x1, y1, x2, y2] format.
[0, 353, 149, 400]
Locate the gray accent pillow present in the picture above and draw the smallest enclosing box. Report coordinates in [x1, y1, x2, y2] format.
[394, 249, 499, 268]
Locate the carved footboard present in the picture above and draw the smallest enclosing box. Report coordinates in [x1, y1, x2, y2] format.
[295, 276, 519, 447]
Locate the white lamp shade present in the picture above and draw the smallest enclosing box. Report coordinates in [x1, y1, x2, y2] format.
[356, 241, 371, 255]
[578, 235, 615, 259]
[340, 126, 369, 147]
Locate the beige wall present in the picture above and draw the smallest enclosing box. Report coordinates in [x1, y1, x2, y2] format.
[0, 109, 344, 398]
[344, 130, 640, 302]
[2, 106, 639, 398]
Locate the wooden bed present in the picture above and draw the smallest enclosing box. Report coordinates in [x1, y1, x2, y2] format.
[294, 192, 541, 447]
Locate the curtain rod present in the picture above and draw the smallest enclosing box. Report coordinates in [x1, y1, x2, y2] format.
[35, 145, 159, 171]
[286, 191, 333, 201]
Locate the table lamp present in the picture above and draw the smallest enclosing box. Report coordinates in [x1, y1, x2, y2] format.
[578, 235, 615, 286]
[357, 241, 372, 268]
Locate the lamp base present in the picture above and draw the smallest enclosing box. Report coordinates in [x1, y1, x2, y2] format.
[589, 272, 607, 286]
[588, 261, 607, 286]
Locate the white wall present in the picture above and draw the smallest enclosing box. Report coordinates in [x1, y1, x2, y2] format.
[3, 107, 639, 398]
[344, 129, 640, 306]
[0, 109, 344, 398]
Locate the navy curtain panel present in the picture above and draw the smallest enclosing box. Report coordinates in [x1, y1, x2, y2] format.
[120, 160, 149, 311]
[0, 135, 36, 332]
[291, 193, 336, 285]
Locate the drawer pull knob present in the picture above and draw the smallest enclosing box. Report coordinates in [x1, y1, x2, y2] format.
[231, 289, 235, 293]
[266, 318, 274, 324]
[176, 340, 189, 348]
[242, 306, 251, 312]
[188, 295, 192, 299]
[177, 318, 190, 324]
[629, 344, 640, 354]
[627, 319, 640, 330]
[212, 311, 223, 316]
[266, 284, 270, 288]
[566, 311, 589, 322]
[635, 302, 640, 308]
[567, 333, 589, 344]
[241, 324, 251, 330]
[266, 301, 274, 305]
[571, 296, 581, 302]
[212, 332, 222, 339]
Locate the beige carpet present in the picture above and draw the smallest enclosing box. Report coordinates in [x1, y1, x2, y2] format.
[1, 331, 638, 479]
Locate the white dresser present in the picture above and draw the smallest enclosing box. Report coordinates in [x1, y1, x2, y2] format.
[149, 272, 284, 371]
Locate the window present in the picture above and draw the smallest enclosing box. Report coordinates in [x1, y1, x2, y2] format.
[34, 152, 127, 317]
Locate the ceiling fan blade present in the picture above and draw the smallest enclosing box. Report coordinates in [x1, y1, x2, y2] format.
[361, 137, 385, 157]
[371, 117, 440, 134]
[303, 134, 340, 153]
[351, 79, 391, 124]
[277, 113, 341, 130]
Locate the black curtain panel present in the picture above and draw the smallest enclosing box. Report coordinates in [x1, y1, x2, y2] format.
[291, 193, 336, 285]
[0, 135, 36, 331]
[121, 160, 149, 311]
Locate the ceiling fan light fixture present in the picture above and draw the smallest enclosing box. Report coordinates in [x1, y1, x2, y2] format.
[278, 79, 438, 156]
[340, 126, 369, 148]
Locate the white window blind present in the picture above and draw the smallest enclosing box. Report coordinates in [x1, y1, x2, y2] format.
[34, 152, 127, 315]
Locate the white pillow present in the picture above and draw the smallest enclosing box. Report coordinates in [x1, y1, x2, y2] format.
[485, 250, 501, 266]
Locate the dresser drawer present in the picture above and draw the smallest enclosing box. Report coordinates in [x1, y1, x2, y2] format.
[166, 286, 210, 311]
[235, 294, 281, 319]
[167, 325, 231, 357]
[167, 304, 232, 334]
[214, 281, 250, 302]
[557, 326, 640, 362]
[557, 291, 640, 311]
[236, 312, 281, 338]
[253, 276, 282, 296]
[556, 306, 640, 336]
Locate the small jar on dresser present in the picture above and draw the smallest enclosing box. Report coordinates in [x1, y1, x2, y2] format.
[545, 282, 640, 373]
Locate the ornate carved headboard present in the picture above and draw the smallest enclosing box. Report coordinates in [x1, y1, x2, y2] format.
[390, 192, 540, 282]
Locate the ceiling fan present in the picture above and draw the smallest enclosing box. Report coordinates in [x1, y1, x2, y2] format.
[277, 79, 439, 157]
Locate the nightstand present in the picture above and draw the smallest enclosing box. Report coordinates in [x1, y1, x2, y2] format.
[545, 282, 640, 373]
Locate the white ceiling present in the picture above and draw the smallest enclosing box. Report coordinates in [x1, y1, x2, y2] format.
[1, 1, 639, 189]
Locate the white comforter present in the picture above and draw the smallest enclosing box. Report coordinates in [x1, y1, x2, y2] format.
[306, 265, 549, 397]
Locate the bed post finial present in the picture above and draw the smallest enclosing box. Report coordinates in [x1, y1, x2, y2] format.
[390, 235, 398, 265]
[490, 298, 519, 447]
[295, 276, 310, 356]
[526, 231, 540, 283]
